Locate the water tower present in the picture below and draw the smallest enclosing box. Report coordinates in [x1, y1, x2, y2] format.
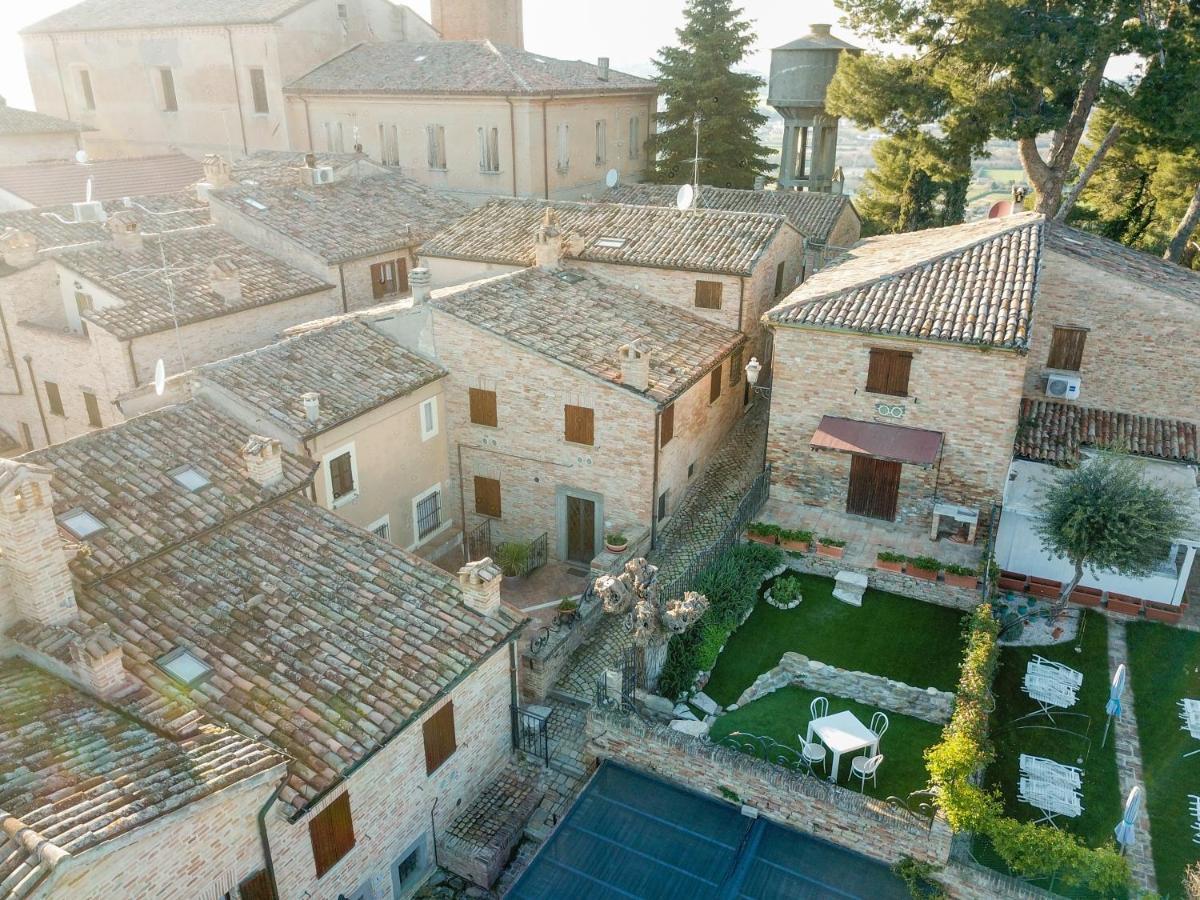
[768, 24, 860, 193]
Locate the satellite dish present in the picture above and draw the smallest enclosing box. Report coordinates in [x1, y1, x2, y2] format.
[74, 149, 89, 164]
[987, 199, 1014, 219]
[604, 168, 620, 189]
[153, 359, 166, 396]
[676, 183, 695, 211]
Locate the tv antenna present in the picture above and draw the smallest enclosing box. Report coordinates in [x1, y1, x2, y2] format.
[683, 114, 705, 192]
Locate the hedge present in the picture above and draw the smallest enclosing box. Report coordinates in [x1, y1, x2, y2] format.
[657, 542, 783, 699]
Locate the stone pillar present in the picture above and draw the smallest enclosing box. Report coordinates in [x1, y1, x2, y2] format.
[458, 558, 503, 616]
[0, 460, 78, 627]
[241, 436, 284, 487]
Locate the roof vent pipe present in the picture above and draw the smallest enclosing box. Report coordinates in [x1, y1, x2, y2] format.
[597, 57, 610, 81]
[302, 392, 320, 422]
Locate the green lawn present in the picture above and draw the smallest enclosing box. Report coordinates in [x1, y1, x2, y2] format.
[703, 571, 966, 707]
[1126, 622, 1200, 897]
[982, 612, 1122, 862]
[710, 685, 941, 801]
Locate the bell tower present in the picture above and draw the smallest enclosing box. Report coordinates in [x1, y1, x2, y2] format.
[430, 0, 524, 49]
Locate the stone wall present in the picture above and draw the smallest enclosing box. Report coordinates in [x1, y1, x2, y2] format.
[784, 550, 982, 612]
[521, 595, 604, 702]
[733, 651, 955, 724]
[585, 708, 954, 867]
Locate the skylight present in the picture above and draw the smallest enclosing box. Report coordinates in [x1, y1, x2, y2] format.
[59, 508, 105, 539]
[157, 647, 212, 687]
[595, 236, 627, 249]
[244, 197, 267, 210]
[554, 270, 585, 284]
[170, 464, 210, 492]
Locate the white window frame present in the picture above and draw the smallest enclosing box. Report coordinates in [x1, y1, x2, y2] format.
[594, 118, 606, 166]
[419, 397, 439, 441]
[628, 115, 640, 160]
[322, 441, 359, 509]
[379, 123, 400, 167]
[325, 121, 345, 153]
[367, 514, 391, 542]
[427, 124, 446, 170]
[411, 482, 447, 548]
[556, 123, 570, 171]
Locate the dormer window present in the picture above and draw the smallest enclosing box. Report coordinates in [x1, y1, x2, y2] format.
[594, 236, 627, 249]
[171, 465, 211, 492]
[59, 508, 105, 538]
[157, 647, 212, 687]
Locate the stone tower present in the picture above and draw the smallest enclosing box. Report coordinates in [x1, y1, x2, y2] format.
[768, 24, 860, 193]
[430, 0, 524, 48]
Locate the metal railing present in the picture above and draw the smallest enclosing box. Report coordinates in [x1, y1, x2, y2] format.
[529, 579, 596, 654]
[465, 518, 492, 562]
[511, 703, 550, 764]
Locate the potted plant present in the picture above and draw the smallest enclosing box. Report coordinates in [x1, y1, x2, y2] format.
[604, 532, 628, 553]
[942, 562, 979, 589]
[778, 528, 812, 553]
[907, 555, 940, 581]
[875, 550, 906, 573]
[557, 596, 580, 623]
[815, 536, 846, 558]
[746, 522, 780, 546]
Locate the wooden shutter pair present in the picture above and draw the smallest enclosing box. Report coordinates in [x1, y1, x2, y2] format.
[694, 281, 723, 309]
[329, 453, 354, 499]
[469, 388, 498, 426]
[308, 792, 356, 879]
[1047, 326, 1087, 371]
[474, 476, 502, 518]
[709, 364, 723, 403]
[423, 702, 457, 774]
[564, 404, 594, 445]
[660, 404, 675, 447]
[865, 348, 913, 397]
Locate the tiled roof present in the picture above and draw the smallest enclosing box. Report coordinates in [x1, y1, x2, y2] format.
[0, 103, 82, 136]
[23, 400, 315, 583]
[1046, 224, 1200, 307]
[287, 41, 656, 97]
[422, 198, 789, 276]
[24, 0, 311, 32]
[0, 191, 209, 254]
[1015, 398, 1200, 465]
[200, 319, 446, 437]
[212, 172, 469, 263]
[0, 658, 282, 899]
[601, 183, 856, 245]
[56, 226, 333, 338]
[766, 213, 1043, 349]
[78, 497, 524, 817]
[230, 150, 385, 187]
[432, 267, 745, 404]
[0, 154, 202, 208]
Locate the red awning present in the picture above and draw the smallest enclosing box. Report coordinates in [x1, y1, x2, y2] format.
[810, 416, 944, 466]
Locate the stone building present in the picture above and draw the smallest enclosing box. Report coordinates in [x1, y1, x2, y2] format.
[0, 397, 525, 899]
[430, 244, 746, 564]
[284, 41, 658, 203]
[0, 98, 84, 166]
[431, 0, 524, 47]
[21, 0, 436, 158]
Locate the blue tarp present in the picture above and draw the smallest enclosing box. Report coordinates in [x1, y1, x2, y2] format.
[507, 762, 911, 899]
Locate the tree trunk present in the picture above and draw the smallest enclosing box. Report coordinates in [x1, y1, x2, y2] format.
[1055, 123, 1122, 222]
[1055, 560, 1086, 614]
[1164, 181, 1200, 264]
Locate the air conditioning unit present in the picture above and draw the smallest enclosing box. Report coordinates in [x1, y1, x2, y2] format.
[73, 200, 106, 223]
[1045, 372, 1082, 401]
[309, 165, 334, 185]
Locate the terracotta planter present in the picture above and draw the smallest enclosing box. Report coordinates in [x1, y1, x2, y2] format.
[604, 540, 628, 553]
[943, 572, 979, 589]
[1106, 594, 1145, 617]
[907, 566, 937, 581]
[816, 542, 844, 559]
[747, 532, 778, 546]
[1069, 585, 1102, 607]
[997, 571, 1028, 593]
[1027, 576, 1062, 600]
[1145, 602, 1183, 624]
[875, 558, 904, 573]
[780, 538, 810, 553]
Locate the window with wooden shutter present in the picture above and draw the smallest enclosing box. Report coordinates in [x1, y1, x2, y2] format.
[865, 348, 913, 397]
[427, 124, 446, 169]
[660, 403, 674, 447]
[423, 702, 457, 774]
[773, 262, 786, 298]
[468, 388, 498, 426]
[730, 349, 743, 386]
[1047, 326, 1087, 371]
[78, 69, 95, 110]
[158, 67, 177, 112]
[45, 381, 64, 416]
[474, 476, 502, 518]
[83, 391, 101, 428]
[328, 451, 355, 500]
[694, 280, 723, 310]
[249, 67, 270, 114]
[308, 792, 355, 879]
[564, 404, 594, 445]
[238, 869, 276, 900]
[709, 364, 723, 403]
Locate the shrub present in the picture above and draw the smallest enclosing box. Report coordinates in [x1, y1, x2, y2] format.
[942, 562, 978, 577]
[778, 528, 813, 544]
[771, 574, 804, 605]
[558, 597, 579, 612]
[908, 555, 942, 572]
[494, 541, 531, 577]
[817, 535, 847, 547]
[605, 532, 627, 545]
[893, 857, 948, 899]
[877, 550, 907, 563]
[746, 521, 781, 537]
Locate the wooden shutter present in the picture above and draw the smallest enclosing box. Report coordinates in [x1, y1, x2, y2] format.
[774, 262, 786, 298]
[396, 258, 409, 294]
[866, 349, 912, 396]
[474, 476, 501, 518]
[846, 456, 902, 521]
[694, 281, 723, 310]
[468, 388, 498, 426]
[730, 349, 743, 385]
[564, 404, 594, 445]
[83, 392, 101, 428]
[45, 382, 63, 416]
[660, 404, 674, 447]
[238, 869, 276, 900]
[423, 702, 457, 774]
[370, 261, 387, 299]
[709, 365, 723, 403]
[1047, 326, 1087, 371]
[308, 792, 355, 879]
[329, 453, 354, 499]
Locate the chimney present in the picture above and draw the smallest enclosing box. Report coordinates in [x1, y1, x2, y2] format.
[810, 23, 833, 36]
[68, 624, 128, 699]
[0, 460, 78, 628]
[304, 152, 317, 169]
[241, 435, 284, 487]
[302, 391, 320, 422]
[618, 340, 650, 392]
[208, 259, 242, 305]
[534, 208, 564, 270]
[597, 57, 610, 81]
[457, 557, 503, 616]
[753, 174, 766, 191]
[107, 212, 143, 254]
[201, 153, 233, 189]
[409, 266, 432, 305]
[0, 229, 38, 268]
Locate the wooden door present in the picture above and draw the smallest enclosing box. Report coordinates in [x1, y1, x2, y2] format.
[566, 495, 595, 563]
[846, 455, 902, 521]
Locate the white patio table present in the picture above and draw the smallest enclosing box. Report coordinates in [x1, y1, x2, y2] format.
[806, 710, 879, 782]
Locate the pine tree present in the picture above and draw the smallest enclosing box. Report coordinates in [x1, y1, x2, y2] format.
[645, 0, 772, 189]
[853, 132, 971, 236]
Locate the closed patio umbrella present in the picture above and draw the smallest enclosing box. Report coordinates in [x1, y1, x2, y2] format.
[1102, 664, 1126, 748]
[1114, 785, 1143, 850]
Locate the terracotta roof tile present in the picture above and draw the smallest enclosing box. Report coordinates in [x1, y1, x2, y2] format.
[24, 0, 312, 32]
[1015, 398, 1199, 465]
[0, 155, 202, 208]
[1046, 223, 1200, 306]
[229, 151, 383, 187]
[0, 104, 82, 136]
[766, 213, 1043, 349]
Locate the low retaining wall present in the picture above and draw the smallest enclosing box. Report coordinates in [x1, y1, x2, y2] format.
[732, 651, 955, 724]
[521, 597, 603, 702]
[585, 708, 954, 868]
[783, 550, 982, 612]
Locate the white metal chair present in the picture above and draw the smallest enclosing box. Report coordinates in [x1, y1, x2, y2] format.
[850, 754, 883, 792]
[796, 733, 827, 774]
[810, 696, 829, 721]
[869, 711, 889, 742]
[1190, 795, 1200, 845]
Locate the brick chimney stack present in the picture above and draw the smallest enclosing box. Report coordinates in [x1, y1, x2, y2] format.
[534, 208, 563, 271]
[107, 212, 143, 254]
[0, 229, 38, 269]
[618, 340, 650, 392]
[208, 259, 242, 306]
[458, 558, 503, 616]
[0, 460, 78, 628]
[69, 625, 128, 698]
[241, 435, 284, 487]
[201, 153, 233, 189]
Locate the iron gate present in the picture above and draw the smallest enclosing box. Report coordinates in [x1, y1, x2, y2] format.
[511, 704, 549, 764]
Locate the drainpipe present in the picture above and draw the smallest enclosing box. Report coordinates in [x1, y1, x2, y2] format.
[255, 784, 284, 900]
[0, 300, 23, 395]
[23, 355, 51, 445]
[337, 263, 349, 313]
[541, 100, 550, 200]
[650, 409, 661, 550]
[457, 441, 469, 564]
[737, 276, 746, 335]
[48, 35, 70, 121]
[125, 341, 140, 388]
[505, 97, 518, 198]
[224, 27, 250, 155]
[302, 97, 315, 151]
